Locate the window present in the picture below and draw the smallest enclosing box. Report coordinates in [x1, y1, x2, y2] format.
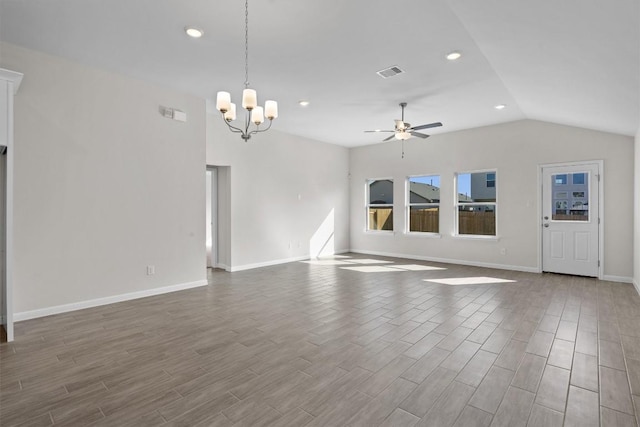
[554, 174, 567, 185]
[367, 179, 393, 231]
[486, 173, 496, 188]
[455, 171, 497, 236]
[572, 173, 585, 185]
[407, 175, 440, 233]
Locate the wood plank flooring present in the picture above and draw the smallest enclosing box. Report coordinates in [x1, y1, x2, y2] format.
[1, 253, 639, 426]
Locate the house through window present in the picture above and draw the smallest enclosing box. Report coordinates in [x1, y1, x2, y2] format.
[455, 171, 497, 236]
[367, 179, 393, 231]
[407, 175, 440, 233]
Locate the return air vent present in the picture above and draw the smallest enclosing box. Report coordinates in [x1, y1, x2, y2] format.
[376, 65, 404, 79]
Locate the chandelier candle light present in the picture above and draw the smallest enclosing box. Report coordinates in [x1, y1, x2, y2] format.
[216, 0, 278, 141]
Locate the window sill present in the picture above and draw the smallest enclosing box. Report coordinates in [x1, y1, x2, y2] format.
[405, 232, 442, 239]
[451, 234, 500, 241]
[365, 230, 395, 235]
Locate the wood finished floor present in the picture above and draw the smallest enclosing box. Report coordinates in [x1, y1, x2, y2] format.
[1, 253, 639, 426]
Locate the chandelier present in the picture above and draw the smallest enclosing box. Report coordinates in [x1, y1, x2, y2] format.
[215, 0, 278, 141]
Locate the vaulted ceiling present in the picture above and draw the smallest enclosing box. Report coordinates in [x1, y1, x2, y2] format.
[1, 0, 638, 147]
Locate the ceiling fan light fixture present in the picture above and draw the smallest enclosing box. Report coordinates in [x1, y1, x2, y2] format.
[396, 131, 412, 140]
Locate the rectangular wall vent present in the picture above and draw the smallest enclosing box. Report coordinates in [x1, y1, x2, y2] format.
[377, 65, 404, 79]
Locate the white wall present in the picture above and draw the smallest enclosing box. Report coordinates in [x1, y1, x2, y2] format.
[350, 120, 635, 280]
[206, 113, 350, 270]
[1, 43, 207, 316]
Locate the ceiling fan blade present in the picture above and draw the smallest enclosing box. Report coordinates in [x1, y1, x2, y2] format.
[364, 130, 394, 133]
[410, 122, 443, 131]
[410, 132, 430, 139]
[383, 135, 396, 142]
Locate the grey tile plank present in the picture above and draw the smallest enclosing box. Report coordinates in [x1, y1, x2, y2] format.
[469, 366, 515, 414]
[511, 353, 547, 393]
[534, 365, 570, 413]
[600, 365, 635, 415]
[490, 386, 535, 427]
[564, 385, 599, 427]
[526, 404, 563, 427]
[416, 381, 476, 427]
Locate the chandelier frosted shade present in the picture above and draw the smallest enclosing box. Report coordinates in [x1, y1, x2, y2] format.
[242, 89, 257, 110]
[216, 91, 231, 113]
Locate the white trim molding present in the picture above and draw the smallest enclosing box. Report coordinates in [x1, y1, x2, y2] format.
[14, 279, 208, 322]
[229, 250, 351, 272]
[350, 249, 539, 273]
[601, 275, 634, 284]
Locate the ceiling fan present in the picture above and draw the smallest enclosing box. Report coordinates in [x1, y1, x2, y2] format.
[365, 102, 442, 141]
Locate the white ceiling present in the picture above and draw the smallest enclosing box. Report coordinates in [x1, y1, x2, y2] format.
[1, 0, 638, 147]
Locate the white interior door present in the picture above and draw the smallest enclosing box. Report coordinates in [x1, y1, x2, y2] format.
[542, 163, 600, 277]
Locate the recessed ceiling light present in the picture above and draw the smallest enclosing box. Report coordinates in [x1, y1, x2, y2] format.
[185, 27, 204, 38]
[299, 100, 310, 107]
[446, 51, 461, 61]
[374, 129, 381, 132]
[495, 104, 506, 110]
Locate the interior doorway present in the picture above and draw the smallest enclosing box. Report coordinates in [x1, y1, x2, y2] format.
[206, 168, 218, 269]
[541, 161, 602, 277]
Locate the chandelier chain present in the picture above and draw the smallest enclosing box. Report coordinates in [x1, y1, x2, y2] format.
[244, 0, 249, 88]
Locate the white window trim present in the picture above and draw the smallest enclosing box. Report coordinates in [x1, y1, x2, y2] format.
[366, 177, 394, 233]
[406, 174, 441, 236]
[453, 169, 499, 238]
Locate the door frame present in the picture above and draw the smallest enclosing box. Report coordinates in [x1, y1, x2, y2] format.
[538, 160, 604, 279]
[206, 166, 218, 269]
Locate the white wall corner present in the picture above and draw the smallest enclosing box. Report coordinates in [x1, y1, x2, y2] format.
[14, 280, 208, 322]
[633, 279, 640, 296]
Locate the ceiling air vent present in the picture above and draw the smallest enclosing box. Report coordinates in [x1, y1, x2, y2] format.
[377, 65, 404, 79]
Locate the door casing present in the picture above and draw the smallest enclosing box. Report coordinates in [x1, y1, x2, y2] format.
[538, 160, 604, 279]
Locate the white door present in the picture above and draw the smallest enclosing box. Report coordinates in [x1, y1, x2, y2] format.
[542, 163, 599, 277]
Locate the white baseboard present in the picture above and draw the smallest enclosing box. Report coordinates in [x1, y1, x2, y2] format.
[229, 249, 351, 272]
[14, 279, 208, 322]
[229, 255, 311, 272]
[602, 275, 634, 284]
[349, 249, 540, 273]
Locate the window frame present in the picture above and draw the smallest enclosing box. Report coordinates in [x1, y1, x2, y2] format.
[366, 178, 394, 233]
[406, 174, 441, 236]
[454, 169, 499, 239]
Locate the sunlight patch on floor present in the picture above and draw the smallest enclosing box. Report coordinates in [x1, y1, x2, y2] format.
[302, 260, 355, 265]
[390, 264, 447, 271]
[340, 266, 404, 273]
[424, 276, 516, 285]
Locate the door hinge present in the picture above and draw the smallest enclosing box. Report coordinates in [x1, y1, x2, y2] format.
[598, 218, 600, 224]
[598, 260, 600, 267]
[596, 174, 600, 182]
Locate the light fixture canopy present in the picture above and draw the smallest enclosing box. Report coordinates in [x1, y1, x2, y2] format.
[215, 0, 277, 141]
[495, 104, 506, 110]
[298, 100, 310, 107]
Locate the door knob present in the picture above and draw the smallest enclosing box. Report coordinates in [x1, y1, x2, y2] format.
[544, 216, 549, 220]
[543, 223, 549, 228]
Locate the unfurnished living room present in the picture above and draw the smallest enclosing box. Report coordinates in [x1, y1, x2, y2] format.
[1, 0, 639, 426]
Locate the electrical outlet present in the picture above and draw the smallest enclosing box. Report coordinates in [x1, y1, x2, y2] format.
[147, 265, 155, 275]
